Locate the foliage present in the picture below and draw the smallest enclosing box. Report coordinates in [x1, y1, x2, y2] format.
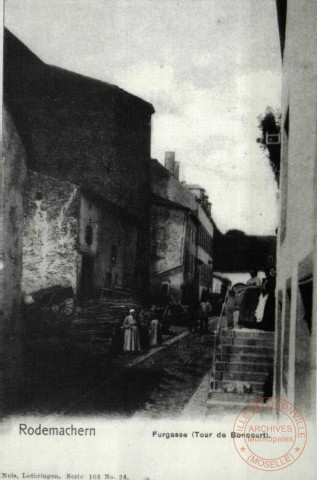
[225, 229, 246, 236]
[257, 107, 281, 186]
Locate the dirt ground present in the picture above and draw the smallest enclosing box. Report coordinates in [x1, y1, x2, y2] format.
[67, 331, 216, 418]
[14, 321, 218, 417]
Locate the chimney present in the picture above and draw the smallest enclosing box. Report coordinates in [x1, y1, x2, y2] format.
[164, 151, 175, 175]
[174, 161, 180, 180]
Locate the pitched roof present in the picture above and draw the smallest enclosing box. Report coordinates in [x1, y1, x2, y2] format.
[151, 193, 191, 212]
[4, 28, 154, 114]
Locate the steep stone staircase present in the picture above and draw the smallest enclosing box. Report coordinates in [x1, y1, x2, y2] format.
[207, 328, 274, 414]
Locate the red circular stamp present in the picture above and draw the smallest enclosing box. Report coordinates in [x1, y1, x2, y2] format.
[232, 397, 307, 471]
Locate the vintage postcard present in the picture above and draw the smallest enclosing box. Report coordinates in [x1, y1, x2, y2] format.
[1, 0, 316, 479]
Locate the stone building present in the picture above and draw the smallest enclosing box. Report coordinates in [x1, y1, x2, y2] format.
[185, 184, 214, 301]
[274, 0, 317, 417]
[150, 153, 214, 305]
[2, 106, 27, 409]
[4, 28, 154, 299]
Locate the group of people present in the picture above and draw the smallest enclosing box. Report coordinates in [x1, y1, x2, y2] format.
[112, 267, 276, 355]
[224, 267, 276, 331]
[112, 307, 162, 354]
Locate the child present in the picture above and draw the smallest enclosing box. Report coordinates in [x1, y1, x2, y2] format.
[149, 318, 161, 346]
[225, 289, 236, 329]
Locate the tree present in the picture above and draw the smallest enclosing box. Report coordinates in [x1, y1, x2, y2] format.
[225, 229, 245, 236]
[257, 107, 281, 186]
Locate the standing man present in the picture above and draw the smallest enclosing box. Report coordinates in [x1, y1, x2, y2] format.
[199, 295, 212, 333]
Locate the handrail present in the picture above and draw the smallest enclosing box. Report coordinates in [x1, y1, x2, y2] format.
[211, 288, 229, 390]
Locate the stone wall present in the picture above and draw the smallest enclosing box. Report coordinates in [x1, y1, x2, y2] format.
[2, 106, 27, 408]
[79, 193, 140, 293]
[150, 204, 190, 301]
[150, 205, 186, 275]
[150, 266, 184, 301]
[275, 0, 317, 417]
[22, 171, 80, 294]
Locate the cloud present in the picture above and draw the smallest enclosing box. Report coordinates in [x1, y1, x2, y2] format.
[111, 59, 281, 235]
[6, 0, 282, 234]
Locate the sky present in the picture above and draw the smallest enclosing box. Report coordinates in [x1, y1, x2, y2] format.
[5, 0, 282, 234]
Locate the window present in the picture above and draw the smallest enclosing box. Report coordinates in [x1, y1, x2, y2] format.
[161, 282, 170, 296]
[110, 245, 117, 266]
[299, 278, 313, 333]
[185, 250, 190, 274]
[200, 264, 212, 287]
[283, 279, 291, 394]
[198, 225, 213, 255]
[191, 255, 195, 275]
[85, 225, 93, 245]
[297, 253, 313, 333]
[185, 252, 195, 275]
[275, 289, 283, 397]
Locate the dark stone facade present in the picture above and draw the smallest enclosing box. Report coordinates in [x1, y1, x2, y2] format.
[4, 28, 155, 296]
[4, 29, 154, 222]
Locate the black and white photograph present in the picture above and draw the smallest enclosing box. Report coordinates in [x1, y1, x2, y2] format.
[1, 0, 316, 478]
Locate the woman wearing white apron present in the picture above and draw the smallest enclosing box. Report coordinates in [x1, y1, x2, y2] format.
[122, 309, 141, 353]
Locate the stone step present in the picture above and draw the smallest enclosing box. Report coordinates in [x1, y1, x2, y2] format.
[208, 391, 265, 403]
[216, 370, 269, 382]
[219, 353, 274, 364]
[206, 398, 273, 414]
[215, 361, 273, 374]
[221, 329, 274, 339]
[220, 336, 273, 347]
[219, 345, 274, 356]
[206, 399, 248, 409]
[206, 399, 255, 414]
[213, 380, 266, 395]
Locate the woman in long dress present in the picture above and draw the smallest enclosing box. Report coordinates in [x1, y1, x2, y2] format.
[238, 269, 261, 328]
[122, 309, 141, 353]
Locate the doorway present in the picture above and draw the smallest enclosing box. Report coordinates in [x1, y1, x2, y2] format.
[80, 254, 95, 300]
